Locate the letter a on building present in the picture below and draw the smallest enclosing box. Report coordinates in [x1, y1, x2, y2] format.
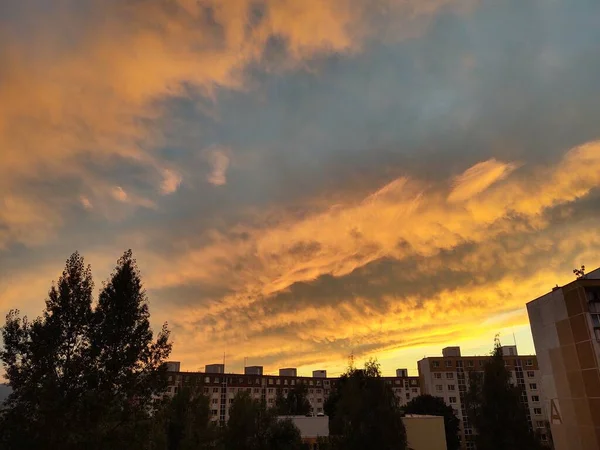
[550, 399, 562, 425]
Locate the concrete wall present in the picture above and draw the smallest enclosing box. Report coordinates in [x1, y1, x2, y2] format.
[527, 280, 600, 450]
[403, 415, 447, 450]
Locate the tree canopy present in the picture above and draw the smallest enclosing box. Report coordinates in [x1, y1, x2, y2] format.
[0, 251, 172, 450]
[325, 359, 407, 450]
[464, 341, 545, 450]
[274, 383, 311, 416]
[224, 391, 302, 450]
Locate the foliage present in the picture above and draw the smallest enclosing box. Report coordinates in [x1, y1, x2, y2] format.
[224, 391, 302, 450]
[325, 358, 407, 450]
[0, 251, 171, 450]
[149, 382, 219, 450]
[274, 383, 311, 416]
[404, 394, 461, 450]
[464, 341, 545, 450]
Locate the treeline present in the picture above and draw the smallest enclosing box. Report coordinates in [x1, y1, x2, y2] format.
[0, 252, 550, 450]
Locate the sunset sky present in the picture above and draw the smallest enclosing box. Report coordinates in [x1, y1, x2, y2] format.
[1, 0, 600, 377]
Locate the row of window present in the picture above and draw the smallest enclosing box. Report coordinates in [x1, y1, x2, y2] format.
[203, 387, 328, 396]
[432, 371, 536, 379]
[169, 375, 334, 387]
[432, 359, 534, 368]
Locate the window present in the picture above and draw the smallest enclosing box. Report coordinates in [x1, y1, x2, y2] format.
[448, 384, 456, 391]
[446, 373, 454, 379]
[291, 380, 295, 386]
[317, 398, 322, 403]
[445, 361, 453, 368]
[449, 397, 457, 404]
[268, 379, 273, 385]
[284, 389, 288, 394]
[212, 399, 218, 404]
[276, 379, 281, 385]
[310, 389, 314, 394]
[168, 375, 173, 382]
[268, 399, 274, 404]
[434, 373, 442, 379]
[253, 388, 260, 394]
[534, 408, 542, 415]
[309, 381, 314, 386]
[268, 388, 273, 394]
[412, 388, 418, 393]
[229, 399, 234, 404]
[527, 371, 535, 378]
[317, 408, 323, 413]
[284, 379, 288, 385]
[529, 383, 537, 390]
[456, 361, 463, 368]
[536, 421, 545, 428]
[433, 361, 440, 368]
[406, 393, 410, 399]
[316, 389, 322, 394]
[203, 387, 209, 394]
[211, 410, 218, 416]
[532, 395, 540, 402]
[436, 385, 443, 392]
[467, 361, 474, 368]
[204, 377, 210, 383]
[214, 377, 219, 383]
[526, 359, 533, 367]
[395, 380, 401, 385]
[213, 387, 219, 393]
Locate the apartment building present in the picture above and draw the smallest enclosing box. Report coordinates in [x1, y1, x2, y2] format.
[165, 364, 421, 424]
[418, 346, 547, 450]
[527, 267, 600, 450]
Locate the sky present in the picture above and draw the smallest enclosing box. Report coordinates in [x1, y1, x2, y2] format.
[1, 0, 600, 377]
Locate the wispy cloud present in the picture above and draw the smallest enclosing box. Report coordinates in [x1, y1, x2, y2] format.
[160, 169, 182, 195]
[1, 0, 600, 375]
[205, 148, 231, 186]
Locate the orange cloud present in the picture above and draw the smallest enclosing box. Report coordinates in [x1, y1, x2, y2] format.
[0, 0, 470, 247]
[119, 141, 600, 372]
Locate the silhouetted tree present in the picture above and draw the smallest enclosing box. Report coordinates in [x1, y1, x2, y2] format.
[464, 341, 544, 450]
[274, 383, 311, 416]
[325, 358, 407, 450]
[0, 252, 94, 449]
[149, 382, 219, 450]
[404, 394, 460, 450]
[225, 391, 302, 450]
[89, 250, 172, 445]
[0, 251, 171, 450]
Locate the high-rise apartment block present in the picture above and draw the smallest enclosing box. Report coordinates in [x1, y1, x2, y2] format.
[527, 267, 600, 450]
[165, 365, 421, 424]
[418, 346, 547, 450]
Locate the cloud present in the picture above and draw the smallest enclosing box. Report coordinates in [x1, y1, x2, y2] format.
[160, 169, 182, 195]
[80, 196, 93, 209]
[2, 0, 600, 375]
[205, 148, 231, 186]
[129, 141, 600, 370]
[0, 0, 467, 249]
[448, 159, 518, 203]
[112, 187, 129, 202]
